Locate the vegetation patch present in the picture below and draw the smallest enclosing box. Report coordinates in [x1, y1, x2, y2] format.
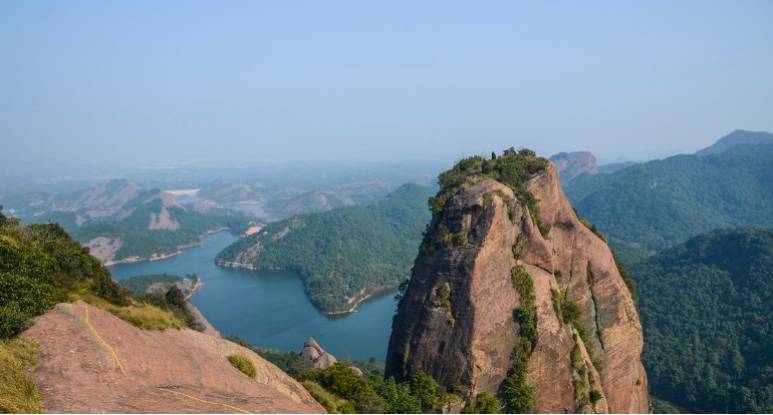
[227, 354, 257, 379]
[462, 392, 501, 414]
[0, 214, 131, 338]
[0, 338, 42, 414]
[551, 287, 603, 373]
[302, 380, 353, 413]
[503, 264, 536, 413]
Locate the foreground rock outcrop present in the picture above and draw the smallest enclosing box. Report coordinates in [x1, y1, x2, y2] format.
[386, 151, 647, 413]
[22, 302, 324, 413]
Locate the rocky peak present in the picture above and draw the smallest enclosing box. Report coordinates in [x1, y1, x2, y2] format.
[386, 150, 647, 413]
[550, 151, 598, 180]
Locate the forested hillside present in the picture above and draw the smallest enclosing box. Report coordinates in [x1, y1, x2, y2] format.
[564, 141, 773, 262]
[217, 183, 434, 313]
[76, 197, 251, 261]
[634, 228, 773, 413]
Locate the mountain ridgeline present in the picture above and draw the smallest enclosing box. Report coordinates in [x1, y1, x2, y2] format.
[563, 130, 773, 264]
[634, 228, 773, 413]
[386, 149, 647, 413]
[216, 183, 434, 314]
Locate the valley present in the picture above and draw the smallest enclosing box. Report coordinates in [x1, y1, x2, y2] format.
[109, 231, 398, 363]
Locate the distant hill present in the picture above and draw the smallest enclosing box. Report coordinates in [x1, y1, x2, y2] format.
[1, 180, 252, 264]
[216, 183, 434, 313]
[695, 129, 773, 156]
[549, 151, 598, 179]
[563, 137, 773, 262]
[633, 228, 773, 413]
[597, 161, 638, 175]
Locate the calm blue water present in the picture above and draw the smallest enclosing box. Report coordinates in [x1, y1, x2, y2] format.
[109, 232, 397, 362]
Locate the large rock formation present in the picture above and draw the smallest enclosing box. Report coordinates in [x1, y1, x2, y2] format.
[22, 302, 324, 413]
[299, 337, 338, 370]
[550, 151, 598, 180]
[386, 151, 647, 413]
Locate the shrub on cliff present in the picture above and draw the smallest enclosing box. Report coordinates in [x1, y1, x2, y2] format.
[227, 354, 257, 379]
[0, 214, 130, 338]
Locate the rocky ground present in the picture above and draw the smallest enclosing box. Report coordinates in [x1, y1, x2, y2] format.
[22, 302, 324, 413]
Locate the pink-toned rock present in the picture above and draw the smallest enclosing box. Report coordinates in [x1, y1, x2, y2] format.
[299, 337, 337, 370]
[386, 162, 647, 413]
[22, 302, 324, 413]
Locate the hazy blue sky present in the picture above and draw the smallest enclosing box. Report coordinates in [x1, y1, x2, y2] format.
[2, 1, 772, 166]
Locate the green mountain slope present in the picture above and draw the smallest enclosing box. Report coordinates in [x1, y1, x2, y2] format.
[216, 183, 434, 313]
[695, 129, 773, 156]
[633, 228, 773, 413]
[564, 141, 773, 260]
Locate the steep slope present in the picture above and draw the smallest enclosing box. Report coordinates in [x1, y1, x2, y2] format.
[386, 149, 647, 413]
[633, 228, 773, 413]
[564, 140, 773, 260]
[217, 183, 433, 313]
[550, 151, 598, 180]
[22, 301, 324, 413]
[695, 129, 773, 155]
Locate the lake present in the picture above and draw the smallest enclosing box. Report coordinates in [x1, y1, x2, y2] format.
[109, 231, 397, 362]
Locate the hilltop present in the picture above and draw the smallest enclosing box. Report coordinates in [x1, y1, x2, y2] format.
[216, 183, 434, 314]
[386, 149, 647, 413]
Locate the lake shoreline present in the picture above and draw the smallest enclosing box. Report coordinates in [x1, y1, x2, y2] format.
[105, 227, 231, 267]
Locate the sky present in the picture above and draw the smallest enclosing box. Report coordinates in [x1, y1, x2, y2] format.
[1, 0, 772, 167]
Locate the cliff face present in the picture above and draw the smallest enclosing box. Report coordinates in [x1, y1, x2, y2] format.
[22, 302, 324, 413]
[386, 160, 647, 413]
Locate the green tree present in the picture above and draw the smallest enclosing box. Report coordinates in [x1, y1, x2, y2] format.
[409, 370, 442, 411]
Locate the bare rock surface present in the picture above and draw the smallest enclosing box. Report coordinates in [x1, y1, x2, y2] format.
[386, 163, 647, 413]
[22, 302, 324, 413]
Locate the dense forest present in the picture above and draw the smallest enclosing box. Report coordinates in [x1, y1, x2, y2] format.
[217, 183, 434, 313]
[633, 228, 773, 413]
[564, 142, 773, 264]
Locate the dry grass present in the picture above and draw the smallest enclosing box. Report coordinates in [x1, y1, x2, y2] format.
[227, 354, 257, 379]
[68, 284, 184, 331]
[0, 338, 42, 413]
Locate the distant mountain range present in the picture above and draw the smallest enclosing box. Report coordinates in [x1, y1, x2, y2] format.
[1, 179, 252, 264]
[695, 129, 773, 156]
[562, 130, 773, 263]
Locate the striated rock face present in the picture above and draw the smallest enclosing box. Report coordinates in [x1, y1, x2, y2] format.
[550, 151, 598, 180]
[23, 302, 324, 413]
[386, 161, 647, 413]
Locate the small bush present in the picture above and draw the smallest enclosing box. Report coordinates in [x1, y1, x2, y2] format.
[302, 380, 353, 413]
[228, 354, 257, 379]
[0, 338, 42, 413]
[463, 392, 501, 413]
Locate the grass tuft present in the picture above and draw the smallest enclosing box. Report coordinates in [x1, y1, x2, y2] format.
[227, 354, 257, 379]
[0, 338, 42, 413]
